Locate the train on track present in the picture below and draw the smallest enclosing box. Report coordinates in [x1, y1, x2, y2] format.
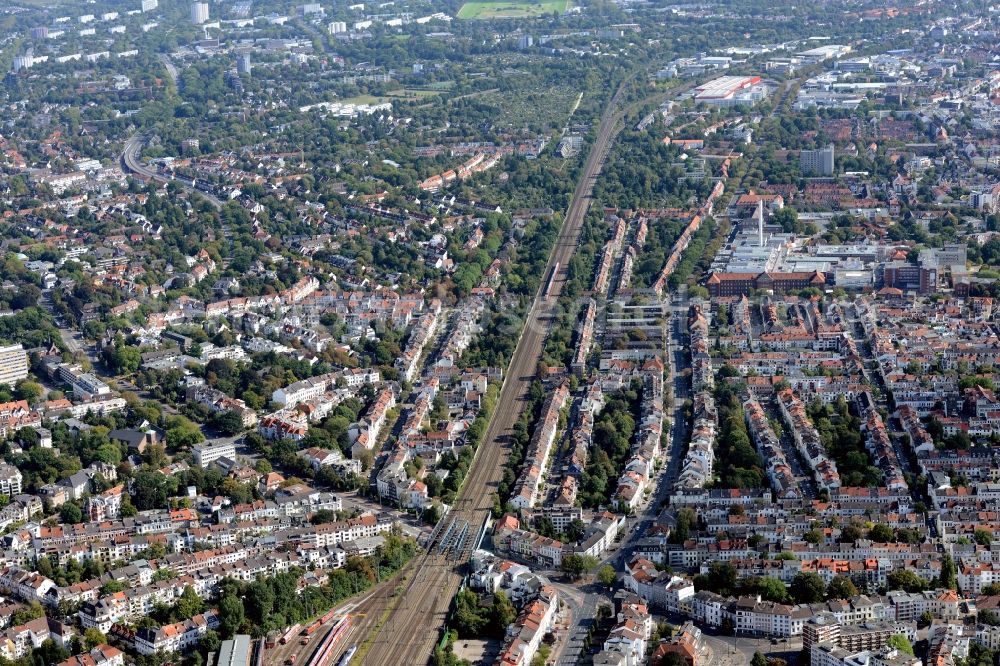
[336, 646, 357, 666]
[543, 262, 560, 299]
[305, 615, 352, 666]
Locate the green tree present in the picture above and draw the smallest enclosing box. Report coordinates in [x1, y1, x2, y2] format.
[211, 410, 245, 436]
[597, 565, 616, 588]
[491, 590, 516, 630]
[218, 594, 245, 638]
[707, 562, 738, 597]
[939, 552, 957, 590]
[979, 609, 1000, 627]
[173, 586, 205, 620]
[790, 572, 826, 604]
[244, 579, 275, 626]
[868, 524, 894, 542]
[452, 588, 488, 638]
[60, 502, 83, 524]
[826, 576, 858, 600]
[753, 577, 789, 603]
[10, 602, 44, 626]
[34, 639, 70, 665]
[752, 651, 768, 666]
[975, 529, 993, 546]
[131, 468, 170, 510]
[83, 628, 107, 650]
[560, 554, 598, 580]
[201, 630, 222, 654]
[887, 570, 928, 593]
[887, 634, 914, 656]
[14, 379, 42, 403]
[839, 524, 863, 543]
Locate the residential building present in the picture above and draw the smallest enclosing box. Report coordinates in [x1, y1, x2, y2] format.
[0, 345, 28, 387]
[801, 145, 835, 176]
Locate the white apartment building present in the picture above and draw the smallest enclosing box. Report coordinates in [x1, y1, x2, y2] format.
[0, 345, 28, 387]
[192, 441, 236, 467]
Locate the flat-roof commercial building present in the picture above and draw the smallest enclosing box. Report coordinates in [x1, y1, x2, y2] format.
[693, 75, 770, 107]
[796, 44, 852, 62]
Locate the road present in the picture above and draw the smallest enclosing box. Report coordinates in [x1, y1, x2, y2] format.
[352, 79, 631, 666]
[120, 134, 224, 209]
[158, 54, 178, 86]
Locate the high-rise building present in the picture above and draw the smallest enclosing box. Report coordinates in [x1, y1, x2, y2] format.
[141, 0, 158, 12]
[191, 1, 209, 24]
[801, 144, 835, 176]
[237, 53, 251, 74]
[328, 21, 347, 34]
[0, 345, 28, 387]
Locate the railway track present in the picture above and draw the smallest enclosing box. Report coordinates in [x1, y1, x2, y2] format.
[352, 77, 631, 666]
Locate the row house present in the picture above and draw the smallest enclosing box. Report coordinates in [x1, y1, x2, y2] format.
[281, 515, 393, 549]
[497, 586, 559, 666]
[745, 398, 799, 498]
[677, 304, 716, 489]
[614, 364, 665, 505]
[493, 515, 564, 568]
[349, 387, 396, 459]
[896, 405, 936, 456]
[0, 616, 74, 661]
[510, 385, 569, 509]
[0, 401, 42, 439]
[858, 396, 908, 491]
[57, 644, 124, 666]
[0, 567, 56, 603]
[129, 610, 219, 655]
[777, 388, 841, 491]
[624, 558, 695, 613]
[434, 296, 486, 370]
[258, 410, 308, 441]
[599, 592, 653, 666]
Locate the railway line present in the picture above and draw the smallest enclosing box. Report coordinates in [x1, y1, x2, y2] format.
[352, 77, 631, 666]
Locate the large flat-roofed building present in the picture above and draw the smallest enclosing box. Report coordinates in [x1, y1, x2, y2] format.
[216, 635, 252, 666]
[693, 75, 769, 107]
[796, 44, 852, 62]
[0, 344, 28, 387]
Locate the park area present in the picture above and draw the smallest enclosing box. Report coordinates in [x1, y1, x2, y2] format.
[457, 0, 568, 19]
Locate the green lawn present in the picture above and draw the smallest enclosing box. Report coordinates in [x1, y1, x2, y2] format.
[457, 0, 568, 19]
[340, 94, 391, 105]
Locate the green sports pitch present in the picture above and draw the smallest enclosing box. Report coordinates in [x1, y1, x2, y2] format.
[457, 0, 568, 19]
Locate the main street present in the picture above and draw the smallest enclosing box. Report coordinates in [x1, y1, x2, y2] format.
[350, 78, 631, 666]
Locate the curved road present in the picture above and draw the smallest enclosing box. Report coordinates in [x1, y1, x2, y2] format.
[351, 79, 631, 666]
[120, 135, 224, 209]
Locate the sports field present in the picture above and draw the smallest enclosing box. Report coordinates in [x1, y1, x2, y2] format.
[457, 0, 568, 19]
